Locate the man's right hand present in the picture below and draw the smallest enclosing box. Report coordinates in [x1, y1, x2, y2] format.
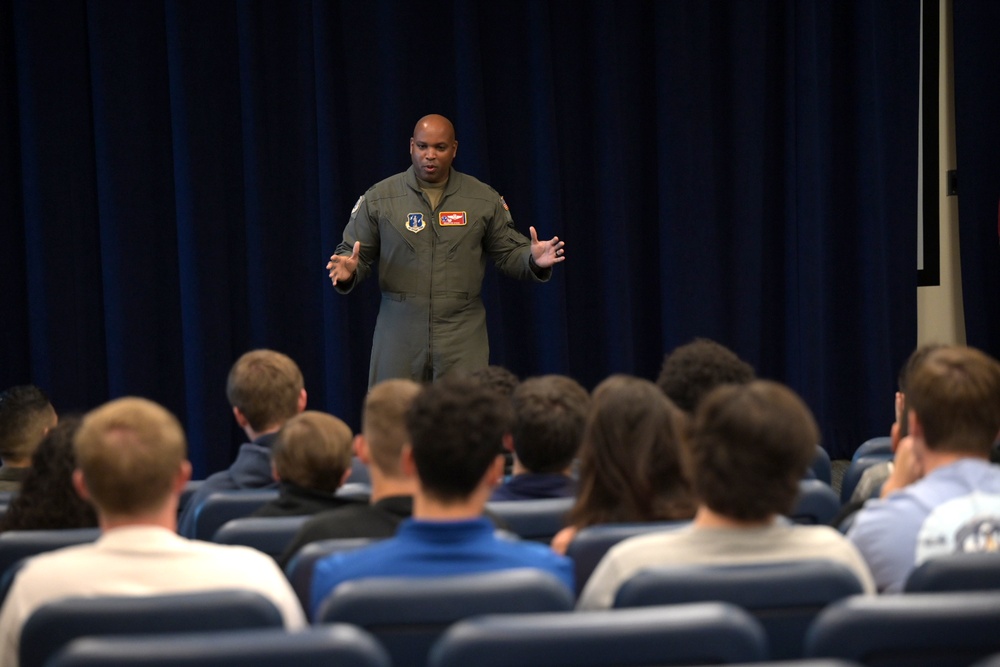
[327, 241, 360, 285]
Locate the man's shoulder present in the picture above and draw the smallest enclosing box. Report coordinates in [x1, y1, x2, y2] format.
[365, 171, 416, 200]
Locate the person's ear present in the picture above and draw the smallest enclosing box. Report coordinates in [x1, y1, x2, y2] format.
[501, 433, 514, 453]
[297, 389, 307, 413]
[174, 461, 192, 494]
[354, 435, 372, 465]
[270, 461, 280, 483]
[72, 469, 91, 502]
[232, 407, 249, 429]
[401, 444, 418, 478]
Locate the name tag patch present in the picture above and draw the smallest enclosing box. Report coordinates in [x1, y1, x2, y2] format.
[439, 211, 467, 226]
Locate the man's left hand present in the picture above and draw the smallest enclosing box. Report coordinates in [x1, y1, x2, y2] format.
[530, 226, 566, 268]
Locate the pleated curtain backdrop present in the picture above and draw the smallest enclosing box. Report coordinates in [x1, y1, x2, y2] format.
[1, 0, 920, 475]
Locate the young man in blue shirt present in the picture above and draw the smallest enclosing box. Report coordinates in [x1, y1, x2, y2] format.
[309, 376, 574, 619]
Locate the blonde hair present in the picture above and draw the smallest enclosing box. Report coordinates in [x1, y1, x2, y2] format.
[362, 379, 421, 477]
[272, 411, 353, 493]
[74, 397, 187, 515]
[226, 350, 304, 431]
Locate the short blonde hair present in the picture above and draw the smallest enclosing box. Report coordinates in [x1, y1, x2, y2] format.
[272, 411, 353, 493]
[226, 350, 304, 432]
[362, 379, 421, 477]
[74, 397, 187, 515]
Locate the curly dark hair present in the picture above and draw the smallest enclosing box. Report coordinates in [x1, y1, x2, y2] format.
[0, 416, 98, 532]
[656, 338, 755, 413]
[406, 377, 513, 502]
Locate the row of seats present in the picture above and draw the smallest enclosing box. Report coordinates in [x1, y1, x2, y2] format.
[21, 582, 1000, 667]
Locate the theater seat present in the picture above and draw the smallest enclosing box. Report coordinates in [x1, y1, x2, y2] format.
[805, 590, 1000, 667]
[46, 624, 390, 667]
[283, 537, 376, 611]
[19, 590, 285, 667]
[0, 529, 101, 605]
[903, 553, 1000, 593]
[318, 568, 574, 667]
[212, 515, 310, 559]
[484, 497, 574, 542]
[614, 560, 865, 659]
[187, 489, 279, 541]
[429, 601, 767, 667]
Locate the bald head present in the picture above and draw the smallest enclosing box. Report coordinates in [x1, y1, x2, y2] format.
[410, 114, 458, 183]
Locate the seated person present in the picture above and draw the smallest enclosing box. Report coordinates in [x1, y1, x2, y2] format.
[655, 338, 754, 414]
[178, 349, 307, 536]
[848, 345, 1000, 592]
[577, 380, 875, 609]
[309, 377, 573, 619]
[277, 379, 422, 568]
[251, 411, 359, 517]
[551, 375, 696, 554]
[491, 375, 589, 501]
[0, 417, 97, 532]
[0, 385, 58, 493]
[0, 396, 305, 667]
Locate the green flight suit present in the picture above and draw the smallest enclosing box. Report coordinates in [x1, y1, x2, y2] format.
[334, 167, 551, 386]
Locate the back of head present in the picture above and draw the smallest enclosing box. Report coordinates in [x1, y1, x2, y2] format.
[362, 379, 422, 477]
[0, 416, 98, 531]
[0, 385, 57, 462]
[467, 365, 520, 399]
[511, 375, 590, 474]
[74, 397, 187, 516]
[571, 374, 695, 527]
[898, 343, 948, 393]
[906, 345, 1000, 455]
[690, 380, 819, 521]
[656, 338, 755, 413]
[405, 377, 513, 502]
[226, 349, 304, 432]
[272, 411, 353, 493]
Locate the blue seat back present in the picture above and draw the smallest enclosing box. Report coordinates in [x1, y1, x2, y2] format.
[790, 479, 840, 525]
[19, 589, 285, 667]
[484, 497, 574, 542]
[429, 601, 767, 667]
[805, 591, 1000, 667]
[0, 528, 101, 606]
[190, 489, 279, 541]
[47, 624, 390, 667]
[319, 569, 574, 667]
[853, 436, 892, 461]
[565, 521, 690, 595]
[283, 537, 376, 611]
[811, 445, 832, 484]
[614, 560, 865, 660]
[840, 454, 893, 504]
[211, 515, 310, 558]
[904, 553, 1000, 592]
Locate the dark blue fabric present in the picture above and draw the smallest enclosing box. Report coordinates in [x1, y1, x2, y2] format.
[1, 1, 921, 473]
[490, 474, 576, 502]
[953, 1, 1000, 361]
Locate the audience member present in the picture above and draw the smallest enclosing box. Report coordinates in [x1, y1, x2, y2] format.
[0, 417, 97, 532]
[467, 365, 520, 399]
[848, 343, 945, 503]
[250, 411, 358, 517]
[308, 376, 573, 619]
[551, 375, 696, 554]
[848, 345, 1000, 592]
[278, 379, 422, 567]
[491, 375, 589, 501]
[177, 349, 307, 536]
[578, 380, 875, 609]
[0, 397, 304, 666]
[655, 338, 754, 413]
[0, 386, 57, 493]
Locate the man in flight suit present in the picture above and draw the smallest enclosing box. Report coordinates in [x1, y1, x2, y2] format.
[327, 114, 566, 387]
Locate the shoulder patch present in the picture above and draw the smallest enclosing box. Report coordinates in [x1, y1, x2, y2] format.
[500, 196, 509, 212]
[350, 195, 364, 219]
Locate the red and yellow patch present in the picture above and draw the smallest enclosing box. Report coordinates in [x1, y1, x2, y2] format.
[439, 211, 467, 226]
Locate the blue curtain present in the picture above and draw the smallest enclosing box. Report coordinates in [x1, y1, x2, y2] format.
[953, 1, 1000, 361]
[1, 0, 919, 474]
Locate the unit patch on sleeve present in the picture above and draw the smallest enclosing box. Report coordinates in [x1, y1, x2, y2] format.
[406, 212, 426, 233]
[439, 211, 467, 226]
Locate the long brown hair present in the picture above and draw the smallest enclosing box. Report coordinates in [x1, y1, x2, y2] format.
[569, 375, 696, 528]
